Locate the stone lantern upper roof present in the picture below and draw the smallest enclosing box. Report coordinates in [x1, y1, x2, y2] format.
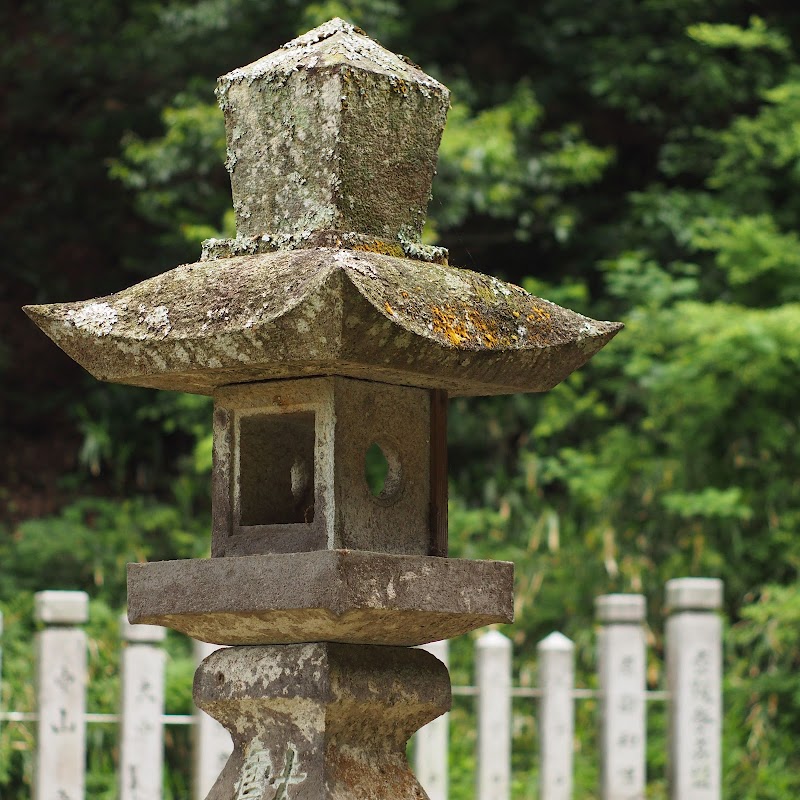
[24, 248, 620, 396]
[24, 19, 622, 397]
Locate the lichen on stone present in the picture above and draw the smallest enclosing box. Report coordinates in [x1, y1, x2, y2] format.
[141, 305, 172, 338]
[201, 230, 449, 264]
[65, 302, 118, 337]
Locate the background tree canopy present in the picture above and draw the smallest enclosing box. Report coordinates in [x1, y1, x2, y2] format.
[2, 1, 800, 797]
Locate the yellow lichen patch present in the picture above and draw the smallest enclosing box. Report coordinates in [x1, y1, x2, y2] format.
[353, 239, 405, 258]
[527, 305, 552, 322]
[389, 77, 410, 96]
[431, 305, 469, 346]
[430, 303, 518, 349]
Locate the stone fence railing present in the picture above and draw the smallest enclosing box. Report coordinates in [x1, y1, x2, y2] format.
[416, 576, 723, 800]
[0, 577, 723, 800]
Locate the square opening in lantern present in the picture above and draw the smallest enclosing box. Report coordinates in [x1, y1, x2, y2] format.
[238, 411, 316, 526]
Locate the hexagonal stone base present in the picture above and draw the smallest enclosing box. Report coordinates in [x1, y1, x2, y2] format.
[195, 643, 450, 799]
[127, 550, 513, 646]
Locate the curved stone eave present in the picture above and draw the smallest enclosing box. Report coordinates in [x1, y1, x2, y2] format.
[336, 248, 622, 354]
[23, 247, 622, 396]
[336, 265, 622, 395]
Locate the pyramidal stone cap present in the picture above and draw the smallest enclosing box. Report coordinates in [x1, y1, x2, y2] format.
[24, 19, 622, 397]
[215, 17, 450, 254]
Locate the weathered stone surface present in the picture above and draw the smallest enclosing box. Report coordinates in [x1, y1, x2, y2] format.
[216, 18, 448, 246]
[211, 377, 432, 557]
[127, 550, 514, 646]
[195, 642, 449, 800]
[25, 18, 618, 800]
[24, 247, 622, 397]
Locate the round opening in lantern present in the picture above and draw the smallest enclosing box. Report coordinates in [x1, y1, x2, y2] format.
[364, 442, 401, 502]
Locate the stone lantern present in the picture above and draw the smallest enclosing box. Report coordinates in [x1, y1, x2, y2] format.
[25, 18, 621, 799]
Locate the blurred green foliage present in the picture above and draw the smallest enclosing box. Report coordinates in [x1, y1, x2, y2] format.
[3, 0, 800, 797]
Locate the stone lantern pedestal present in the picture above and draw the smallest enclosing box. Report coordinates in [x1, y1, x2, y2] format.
[195, 644, 449, 799]
[26, 18, 621, 799]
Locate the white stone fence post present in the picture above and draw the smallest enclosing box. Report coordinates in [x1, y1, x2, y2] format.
[596, 594, 647, 800]
[34, 590, 89, 800]
[0, 601, 233, 800]
[476, 630, 512, 800]
[119, 616, 166, 800]
[538, 632, 575, 800]
[666, 578, 723, 800]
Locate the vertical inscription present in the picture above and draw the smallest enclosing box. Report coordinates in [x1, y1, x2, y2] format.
[605, 648, 645, 800]
[236, 744, 307, 800]
[688, 648, 715, 791]
[237, 748, 272, 800]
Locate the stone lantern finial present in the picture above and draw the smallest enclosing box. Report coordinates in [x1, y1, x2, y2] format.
[210, 17, 449, 261]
